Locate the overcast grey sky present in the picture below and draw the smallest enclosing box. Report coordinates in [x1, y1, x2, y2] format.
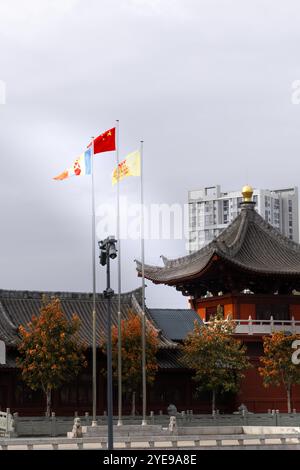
[1, 0, 300, 307]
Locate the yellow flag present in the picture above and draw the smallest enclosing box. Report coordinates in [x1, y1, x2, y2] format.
[112, 150, 141, 185]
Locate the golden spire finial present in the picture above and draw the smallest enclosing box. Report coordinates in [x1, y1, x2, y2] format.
[242, 185, 253, 202]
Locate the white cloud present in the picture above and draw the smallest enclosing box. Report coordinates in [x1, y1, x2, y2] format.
[0, 0, 300, 307]
[0, 0, 79, 37]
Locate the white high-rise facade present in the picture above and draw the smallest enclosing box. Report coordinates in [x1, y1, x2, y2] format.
[188, 185, 299, 253]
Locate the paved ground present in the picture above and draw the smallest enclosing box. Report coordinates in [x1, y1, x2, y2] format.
[2, 438, 300, 450]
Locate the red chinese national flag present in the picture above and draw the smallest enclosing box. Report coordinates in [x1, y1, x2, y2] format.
[93, 127, 116, 154]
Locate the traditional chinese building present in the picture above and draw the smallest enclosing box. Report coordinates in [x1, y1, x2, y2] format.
[0, 288, 201, 415]
[136, 186, 300, 412]
[1, 186, 300, 415]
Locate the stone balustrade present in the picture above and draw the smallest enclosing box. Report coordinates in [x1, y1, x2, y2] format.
[1, 431, 300, 450]
[1, 411, 299, 438]
[204, 317, 300, 335]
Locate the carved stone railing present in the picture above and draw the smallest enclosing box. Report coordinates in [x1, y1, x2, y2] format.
[8, 412, 300, 437]
[204, 317, 300, 335]
[0, 409, 15, 437]
[1, 432, 300, 449]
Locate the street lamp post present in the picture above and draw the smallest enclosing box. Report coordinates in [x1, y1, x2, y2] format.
[99, 236, 117, 451]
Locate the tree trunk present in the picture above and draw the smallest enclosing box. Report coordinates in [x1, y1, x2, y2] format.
[212, 389, 216, 414]
[46, 388, 52, 417]
[131, 391, 136, 416]
[287, 386, 292, 414]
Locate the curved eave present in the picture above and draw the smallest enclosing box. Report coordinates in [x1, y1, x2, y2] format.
[136, 251, 300, 287]
[136, 252, 220, 285]
[135, 205, 300, 286]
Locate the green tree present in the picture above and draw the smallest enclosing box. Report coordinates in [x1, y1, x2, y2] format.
[259, 332, 300, 413]
[182, 311, 250, 413]
[16, 297, 87, 416]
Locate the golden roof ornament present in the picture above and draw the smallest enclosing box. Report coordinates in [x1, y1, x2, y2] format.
[242, 185, 253, 202]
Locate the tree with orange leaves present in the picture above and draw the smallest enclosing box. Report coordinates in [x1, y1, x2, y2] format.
[259, 332, 300, 413]
[107, 311, 159, 415]
[182, 311, 250, 413]
[16, 297, 87, 416]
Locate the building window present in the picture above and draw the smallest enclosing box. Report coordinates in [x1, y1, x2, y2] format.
[205, 201, 213, 212]
[198, 231, 205, 241]
[190, 230, 196, 240]
[256, 304, 289, 321]
[204, 229, 214, 241]
[189, 203, 196, 214]
[204, 214, 213, 225]
[223, 200, 229, 222]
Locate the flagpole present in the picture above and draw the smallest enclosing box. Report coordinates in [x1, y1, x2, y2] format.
[91, 138, 97, 426]
[140, 140, 147, 426]
[116, 119, 123, 426]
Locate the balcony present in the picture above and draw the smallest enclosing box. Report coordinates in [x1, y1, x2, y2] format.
[233, 317, 300, 335]
[204, 316, 300, 335]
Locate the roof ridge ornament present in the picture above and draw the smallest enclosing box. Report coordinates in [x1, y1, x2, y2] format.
[240, 185, 256, 211]
[160, 255, 170, 266]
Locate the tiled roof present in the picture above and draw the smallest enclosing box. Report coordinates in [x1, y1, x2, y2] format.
[0, 301, 18, 345]
[148, 308, 202, 341]
[157, 348, 186, 369]
[2, 341, 185, 370]
[0, 288, 176, 350]
[136, 202, 300, 284]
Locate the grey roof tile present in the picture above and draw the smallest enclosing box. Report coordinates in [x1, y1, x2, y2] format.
[0, 288, 177, 349]
[148, 308, 202, 341]
[136, 202, 300, 283]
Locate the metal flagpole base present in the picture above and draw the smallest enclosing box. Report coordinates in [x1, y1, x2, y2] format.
[141, 420, 147, 426]
[117, 420, 123, 426]
[92, 421, 98, 427]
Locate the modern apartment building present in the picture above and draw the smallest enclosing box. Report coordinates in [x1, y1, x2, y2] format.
[188, 185, 299, 252]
